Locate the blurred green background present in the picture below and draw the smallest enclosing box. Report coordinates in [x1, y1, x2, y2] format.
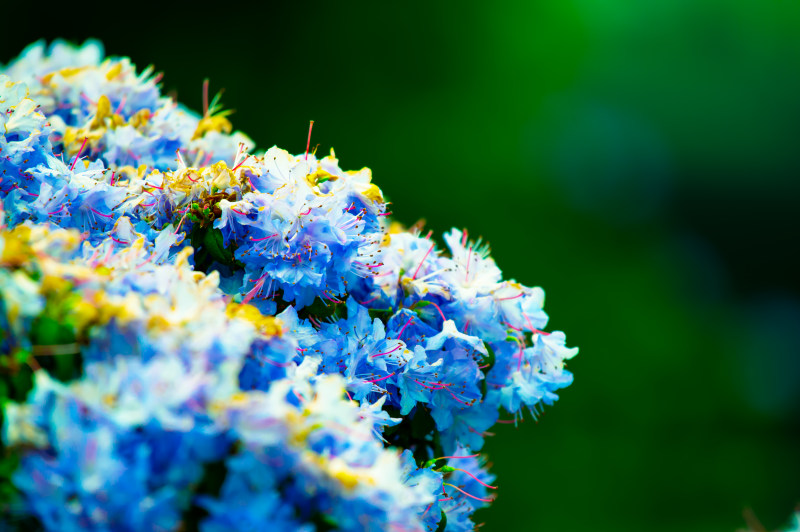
[4, 1, 799, 530]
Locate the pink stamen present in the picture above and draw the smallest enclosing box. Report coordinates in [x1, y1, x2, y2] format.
[465, 246, 473, 282]
[109, 171, 116, 186]
[355, 295, 380, 305]
[378, 212, 392, 217]
[397, 317, 414, 338]
[504, 321, 522, 332]
[249, 233, 277, 242]
[443, 483, 494, 503]
[414, 379, 448, 390]
[299, 207, 311, 216]
[263, 357, 294, 368]
[497, 293, 523, 301]
[242, 278, 265, 304]
[232, 155, 250, 172]
[467, 426, 495, 437]
[48, 205, 65, 216]
[411, 242, 435, 280]
[371, 344, 402, 358]
[114, 95, 127, 114]
[100, 242, 114, 264]
[452, 468, 497, 489]
[70, 137, 88, 171]
[523, 312, 551, 336]
[89, 206, 113, 218]
[364, 372, 396, 384]
[447, 390, 472, 406]
[427, 301, 447, 322]
[186, 173, 200, 183]
[461, 229, 468, 247]
[136, 254, 153, 269]
[110, 237, 129, 245]
[305, 120, 314, 161]
[438, 497, 453, 502]
[247, 174, 259, 192]
[230, 207, 247, 215]
[202, 79, 209, 116]
[140, 201, 156, 208]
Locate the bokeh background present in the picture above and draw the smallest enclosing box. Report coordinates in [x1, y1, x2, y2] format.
[4, 1, 799, 530]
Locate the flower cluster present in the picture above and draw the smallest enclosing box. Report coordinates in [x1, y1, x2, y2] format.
[0, 40, 578, 531]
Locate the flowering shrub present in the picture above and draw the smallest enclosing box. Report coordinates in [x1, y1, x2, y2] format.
[0, 39, 578, 531]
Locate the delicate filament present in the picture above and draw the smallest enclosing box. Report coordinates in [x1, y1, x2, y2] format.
[443, 483, 494, 503]
[305, 120, 314, 161]
[411, 242, 435, 280]
[70, 137, 88, 171]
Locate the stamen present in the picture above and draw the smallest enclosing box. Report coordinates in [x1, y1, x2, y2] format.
[371, 344, 402, 358]
[355, 295, 380, 305]
[263, 357, 294, 368]
[451, 468, 497, 489]
[364, 371, 396, 384]
[305, 120, 314, 161]
[421, 503, 433, 519]
[88, 206, 113, 218]
[397, 317, 414, 338]
[70, 137, 88, 171]
[232, 155, 250, 172]
[427, 301, 447, 322]
[249, 233, 278, 242]
[411, 242, 435, 280]
[202, 79, 209, 117]
[114, 95, 127, 114]
[443, 483, 494, 503]
[465, 246, 473, 282]
[497, 293, 523, 301]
